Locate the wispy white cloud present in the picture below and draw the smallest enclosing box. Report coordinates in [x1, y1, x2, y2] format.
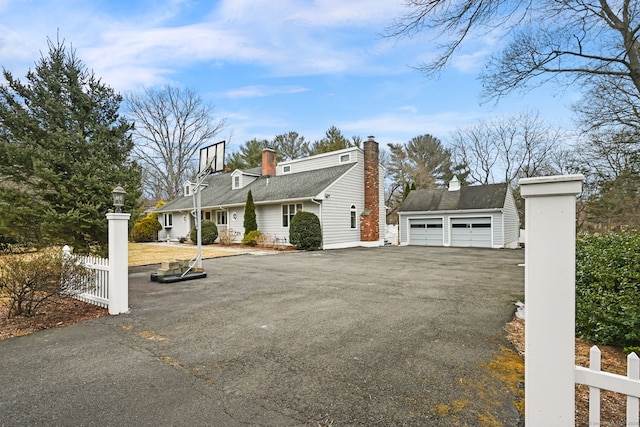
[0, 0, 425, 90]
[222, 85, 309, 98]
[451, 48, 492, 73]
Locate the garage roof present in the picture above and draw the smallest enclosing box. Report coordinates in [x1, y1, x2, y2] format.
[398, 183, 509, 212]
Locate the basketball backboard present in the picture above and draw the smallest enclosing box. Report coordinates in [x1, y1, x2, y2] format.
[199, 141, 225, 175]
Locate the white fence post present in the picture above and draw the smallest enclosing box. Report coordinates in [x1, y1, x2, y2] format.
[519, 174, 583, 426]
[106, 212, 130, 315]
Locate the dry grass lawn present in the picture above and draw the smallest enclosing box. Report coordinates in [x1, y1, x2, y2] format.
[128, 242, 241, 266]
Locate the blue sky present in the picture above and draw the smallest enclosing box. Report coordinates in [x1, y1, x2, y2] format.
[0, 0, 580, 153]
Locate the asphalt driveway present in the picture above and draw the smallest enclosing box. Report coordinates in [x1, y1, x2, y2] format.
[0, 246, 524, 426]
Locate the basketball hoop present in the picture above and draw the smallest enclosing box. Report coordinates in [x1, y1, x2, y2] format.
[185, 141, 226, 274]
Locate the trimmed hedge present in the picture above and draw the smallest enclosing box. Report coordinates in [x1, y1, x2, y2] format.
[190, 220, 218, 245]
[576, 231, 640, 348]
[289, 211, 322, 250]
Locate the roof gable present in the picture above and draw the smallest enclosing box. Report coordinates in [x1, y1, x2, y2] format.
[399, 183, 509, 212]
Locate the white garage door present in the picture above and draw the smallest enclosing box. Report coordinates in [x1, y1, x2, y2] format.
[409, 218, 443, 246]
[450, 217, 492, 247]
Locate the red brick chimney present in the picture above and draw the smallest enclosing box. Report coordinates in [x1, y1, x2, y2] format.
[360, 136, 380, 243]
[261, 148, 277, 177]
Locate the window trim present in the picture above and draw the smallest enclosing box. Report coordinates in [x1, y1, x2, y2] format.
[283, 165, 291, 173]
[282, 203, 303, 227]
[163, 213, 173, 228]
[233, 175, 240, 189]
[216, 210, 228, 226]
[339, 153, 351, 163]
[350, 205, 357, 229]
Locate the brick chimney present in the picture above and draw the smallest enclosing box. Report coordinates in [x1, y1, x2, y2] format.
[360, 136, 380, 243]
[261, 148, 277, 177]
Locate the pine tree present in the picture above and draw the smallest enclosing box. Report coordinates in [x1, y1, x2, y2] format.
[243, 190, 257, 236]
[0, 37, 141, 253]
[309, 126, 359, 155]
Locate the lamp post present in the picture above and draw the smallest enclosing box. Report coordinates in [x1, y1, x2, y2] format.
[112, 185, 126, 213]
[107, 185, 130, 315]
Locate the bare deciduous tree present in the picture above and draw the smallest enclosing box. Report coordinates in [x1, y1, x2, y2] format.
[126, 86, 226, 201]
[389, 0, 640, 125]
[449, 111, 563, 186]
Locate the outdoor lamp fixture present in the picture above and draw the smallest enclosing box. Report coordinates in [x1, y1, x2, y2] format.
[112, 185, 126, 213]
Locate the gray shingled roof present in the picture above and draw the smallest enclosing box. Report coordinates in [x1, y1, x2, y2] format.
[398, 183, 509, 212]
[157, 163, 355, 212]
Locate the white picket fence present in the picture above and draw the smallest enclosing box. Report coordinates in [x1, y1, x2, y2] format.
[575, 346, 640, 426]
[62, 246, 109, 308]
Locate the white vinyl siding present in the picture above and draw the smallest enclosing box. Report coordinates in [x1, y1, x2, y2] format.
[502, 188, 520, 247]
[320, 163, 363, 248]
[255, 202, 319, 244]
[158, 212, 192, 242]
[277, 148, 361, 175]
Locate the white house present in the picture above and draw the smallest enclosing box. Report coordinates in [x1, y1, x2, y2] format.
[397, 177, 520, 248]
[156, 137, 385, 250]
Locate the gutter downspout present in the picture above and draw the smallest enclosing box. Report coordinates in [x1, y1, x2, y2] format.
[311, 198, 323, 248]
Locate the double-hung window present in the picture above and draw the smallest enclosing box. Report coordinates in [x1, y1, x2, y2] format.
[216, 210, 228, 226]
[282, 203, 302, 227]
[163, 213, 173, 228]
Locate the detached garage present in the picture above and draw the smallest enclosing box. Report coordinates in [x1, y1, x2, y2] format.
[398, 178, 520, 249]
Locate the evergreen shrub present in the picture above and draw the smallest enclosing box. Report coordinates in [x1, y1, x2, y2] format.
[243, 190, 257, 236]
[576, 231, 640, 348]
[289, 211, 322, 250]
[190, 220, 218, 245]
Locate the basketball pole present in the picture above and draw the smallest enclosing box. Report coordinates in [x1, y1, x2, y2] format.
[191, 140, 225, 274]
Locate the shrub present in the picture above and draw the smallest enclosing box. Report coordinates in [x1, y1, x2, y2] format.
[243, 190, 257, 237]
[189, 221, 218, 245]
[0, 249, 90, 318]
[130, 202, 164, 242]
[130, 215, 162, 242]
[218, 229, 234, 245]
[242, 230, 262, 247]
[576, 231, 640, 348]
[289, 211, 322, 250]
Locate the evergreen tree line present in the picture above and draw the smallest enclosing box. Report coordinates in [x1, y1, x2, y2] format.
[225, 126, 361, 171]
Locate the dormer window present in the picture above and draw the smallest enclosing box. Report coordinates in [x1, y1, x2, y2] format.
[183, 181, 193, 196]
[234, 175, 240, 189]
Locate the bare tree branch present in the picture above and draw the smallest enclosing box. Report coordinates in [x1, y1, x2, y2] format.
[126, 86, 226, 201]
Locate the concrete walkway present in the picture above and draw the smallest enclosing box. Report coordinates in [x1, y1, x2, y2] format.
[0, 246, 524, 426]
